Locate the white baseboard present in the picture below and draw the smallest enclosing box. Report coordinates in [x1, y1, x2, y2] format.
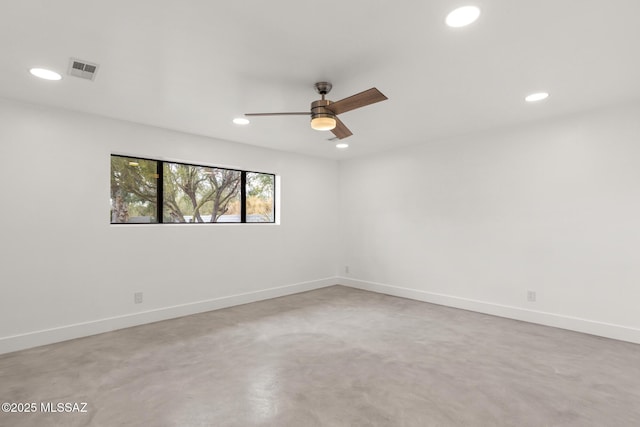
[339, 277, 640, 345]
[4, 277, 638, 355]
[0, 278, 337, 355]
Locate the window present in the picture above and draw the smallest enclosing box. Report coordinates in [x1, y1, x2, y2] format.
[246, 172, 275, 222]
[110, 155, 276, 224]
[110, 156, 158, 223]
[163, 163, 241, 223]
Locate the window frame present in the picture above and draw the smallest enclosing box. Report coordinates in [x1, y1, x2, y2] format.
[110, 154, 276, 225]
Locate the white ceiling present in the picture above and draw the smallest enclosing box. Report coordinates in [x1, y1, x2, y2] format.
[1, 1, 640, 159]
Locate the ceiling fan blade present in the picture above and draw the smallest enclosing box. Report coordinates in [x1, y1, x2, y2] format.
[331, 117, 353, 139]
[244, 112, 310, 116]
[327, 88, 388, 115]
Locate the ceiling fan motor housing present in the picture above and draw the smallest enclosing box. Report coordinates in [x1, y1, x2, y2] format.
[311, 99, 335, 120]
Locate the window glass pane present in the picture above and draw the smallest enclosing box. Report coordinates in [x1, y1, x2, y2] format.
[110, 156, 158, 223]
[162, 163, 241, 223]
[246, 172, 275, 223]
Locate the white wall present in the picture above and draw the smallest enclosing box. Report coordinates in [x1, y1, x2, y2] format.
[3, 96, 640, 354]
[0, 98, 339, 353]
[339, 102, 640, 343]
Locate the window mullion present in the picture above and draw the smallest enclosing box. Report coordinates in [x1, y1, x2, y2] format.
[240, 171, 247, 223]
[157, 161, 164, 223]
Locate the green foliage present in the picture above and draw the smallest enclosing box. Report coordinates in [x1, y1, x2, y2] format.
[163, 164, 241, 222]
[110, 156, 157, 223]
[247, 173, 274, 198]
[247, 173, 274, 221]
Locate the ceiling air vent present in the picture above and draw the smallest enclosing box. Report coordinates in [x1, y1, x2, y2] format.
[68, 58, 99, 81]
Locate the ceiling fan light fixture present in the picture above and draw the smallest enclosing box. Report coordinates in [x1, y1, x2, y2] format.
[311, 116, 336, 131]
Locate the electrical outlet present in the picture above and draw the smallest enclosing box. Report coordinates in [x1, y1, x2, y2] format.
[345, 265, 350, 274]
[527, 290, 536, 302]
[134, 292, 143, 304]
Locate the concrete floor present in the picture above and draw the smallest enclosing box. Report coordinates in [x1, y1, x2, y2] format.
[1, 285, 639, 426]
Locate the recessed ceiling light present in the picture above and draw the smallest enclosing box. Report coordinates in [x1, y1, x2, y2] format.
[336, 143, 349, 149]
[525, 92, 550, 102]
[29, 68, 62, 81]
[446, 6, 481, 27]
[233, 117, 250, 125]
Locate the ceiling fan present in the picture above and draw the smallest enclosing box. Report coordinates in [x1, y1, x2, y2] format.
[245, 82, 388, 139]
